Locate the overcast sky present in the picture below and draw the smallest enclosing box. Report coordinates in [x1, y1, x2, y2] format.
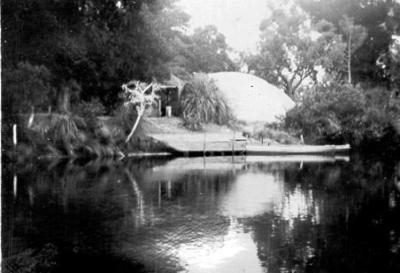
[178, 0, 271, 53]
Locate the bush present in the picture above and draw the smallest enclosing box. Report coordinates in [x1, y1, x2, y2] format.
[253, 126, 300, 144]
[180, 73, 234, 130]
[284, 83, 398, 145]
[72, 98, 106, 132]
[2, 62, 55, 118]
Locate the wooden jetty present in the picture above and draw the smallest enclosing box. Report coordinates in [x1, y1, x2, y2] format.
[149, 133, 350, 155]
[149, 133, 247, 154]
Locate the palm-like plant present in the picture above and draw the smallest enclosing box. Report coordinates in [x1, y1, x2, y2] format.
[181, 73, 233, 130]
[44, 113, 87, 156]
[122, 80, 160, 143]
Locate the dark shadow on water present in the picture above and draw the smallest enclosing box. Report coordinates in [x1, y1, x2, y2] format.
[2, 155, 400, 272]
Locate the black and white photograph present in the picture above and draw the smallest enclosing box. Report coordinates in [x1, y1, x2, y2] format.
[2, 0, 400, 272]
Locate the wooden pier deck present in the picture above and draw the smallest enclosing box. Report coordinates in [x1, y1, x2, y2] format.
[149, 133, 350, 155]
[149, 133, 247, 154]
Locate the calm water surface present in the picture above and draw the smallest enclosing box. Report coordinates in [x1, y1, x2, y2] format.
[2, 155, 400, 273]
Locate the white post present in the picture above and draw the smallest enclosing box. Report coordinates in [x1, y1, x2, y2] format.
[12, 124, 17, 146]
[167, 180, 171, 199]
[203, 132, 206, 157]
[232, 131, 235, 159]
[166, 106, 172, 117]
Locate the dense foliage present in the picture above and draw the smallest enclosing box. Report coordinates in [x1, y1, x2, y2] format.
[2, 0, 184, 112]
[245, 5, 329, 98]
[298, 0, 400, 85]
[1, 0, 235, 116]
[180, 73, 234, 130]
[2, 63, 55, 117]
[285, 83, 400, 146]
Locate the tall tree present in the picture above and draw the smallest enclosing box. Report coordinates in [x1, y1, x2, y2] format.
[245, 6, 344, 98]
[298, 0, 400, 84]
[170, 25, 236, 75]
[339, 16, 368, 84]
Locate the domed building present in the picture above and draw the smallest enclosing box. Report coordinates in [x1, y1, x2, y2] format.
[208, 72, 295, 123]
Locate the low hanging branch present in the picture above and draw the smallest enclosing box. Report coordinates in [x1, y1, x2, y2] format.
[122, 80, 160, 143]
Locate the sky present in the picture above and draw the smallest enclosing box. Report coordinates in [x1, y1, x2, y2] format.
[178, 0, 271, 53]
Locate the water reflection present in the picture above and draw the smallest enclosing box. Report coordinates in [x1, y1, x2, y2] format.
[2, 155, 400, 273]
[177, 217, 262, 273]
[220, 173, 283, 218]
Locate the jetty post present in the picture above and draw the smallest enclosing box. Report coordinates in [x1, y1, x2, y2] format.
[203, 132, 206, 157]
[158, 181, 161, 208]
[231, 131, 235, 161]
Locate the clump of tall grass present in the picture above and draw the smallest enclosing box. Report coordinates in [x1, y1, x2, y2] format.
[44, 113, 123, 158]
[180, 73, 234, 130]
[46, 113, 87, 156]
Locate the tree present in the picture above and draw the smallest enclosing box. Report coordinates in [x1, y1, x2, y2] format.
[339, 16, 367, 84]
[245, 6, 343, 98]
[298, 0, 400, 84]
[1, 0, 190, 113]
[376, 4, 400, 89]
[171, 25, 236, 75]
[313, 20, 347, 82]
[2, 62, 55, 119]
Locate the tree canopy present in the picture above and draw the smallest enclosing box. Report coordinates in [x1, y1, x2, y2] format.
[298, 0, 400, 85]
[245, 5, 346, 98]
[1, 0, 235, 117]
[243, 0, 400, 98]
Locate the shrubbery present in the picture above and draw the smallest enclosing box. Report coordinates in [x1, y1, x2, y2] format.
[284, 83, 400, 146]
[180, 73, 234, 130]
[2, 62, 55, 118]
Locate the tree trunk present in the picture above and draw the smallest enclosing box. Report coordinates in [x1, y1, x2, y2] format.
[284, 85, 292, 99]
[347, 32, 352, 84]
[125, 105, 145, 143]
[58, 85, 71, 113]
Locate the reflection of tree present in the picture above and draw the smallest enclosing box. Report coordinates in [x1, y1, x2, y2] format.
[2, 158, 237, 273]
[2, 159, 155, 272]
[244, 158, 400, 273]
[116, 169, 236, 272]
[243, 214, 317, 272]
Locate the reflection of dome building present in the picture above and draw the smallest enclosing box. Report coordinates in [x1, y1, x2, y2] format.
[219, 172, 283, 218]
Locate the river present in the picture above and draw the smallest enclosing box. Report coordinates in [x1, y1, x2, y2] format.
[2, 155, 400, 273]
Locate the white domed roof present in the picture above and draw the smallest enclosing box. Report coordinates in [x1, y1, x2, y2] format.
[208, 72, 295, 123]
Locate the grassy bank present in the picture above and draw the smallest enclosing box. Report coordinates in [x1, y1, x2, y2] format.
[2, 112, 172, 162]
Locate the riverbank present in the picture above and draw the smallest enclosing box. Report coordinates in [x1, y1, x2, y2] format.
[3, 113, 303, 162]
